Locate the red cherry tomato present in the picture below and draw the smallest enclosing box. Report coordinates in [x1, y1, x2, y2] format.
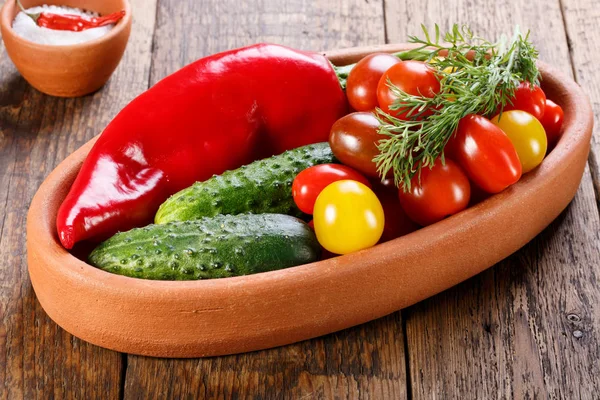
[329, 112, 382, 178]
[371, 179, 419, 242]
[346, 53, 401, 112]
[447, 114, 522, 194]
[540, 99, 564, 150]
[377, 61, 441, 120]
[505, 81, 546, 120]
[398, 159, 471, 226]
[292, 164, 371, 214]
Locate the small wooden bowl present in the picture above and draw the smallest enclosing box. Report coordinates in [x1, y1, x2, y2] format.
[0, 0, 131, 97]
[26, 45, 593, 358]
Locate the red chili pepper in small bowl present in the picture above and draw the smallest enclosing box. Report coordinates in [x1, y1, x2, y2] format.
[16, 0, 125, 32]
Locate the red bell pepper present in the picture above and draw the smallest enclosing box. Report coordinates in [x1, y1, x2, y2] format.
[57, 43, 347, 249]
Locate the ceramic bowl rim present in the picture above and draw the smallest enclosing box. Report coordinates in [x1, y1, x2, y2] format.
[25, 44, 594, 357]
[0, 0, 132, 50]
[27, 52, 592, 291]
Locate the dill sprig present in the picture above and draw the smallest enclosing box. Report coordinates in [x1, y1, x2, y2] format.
[373, 24, 539, 191]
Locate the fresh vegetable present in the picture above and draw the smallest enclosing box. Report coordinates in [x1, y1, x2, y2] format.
[88, 214, 320, 280]
[306, 220, 339, 260]
[57, 44, 347, 248]
[468, 183, 492, 206]
[540, 99, 564, 149]
[313, 180, 384, 254]
[398, 159, 470, 226]
[156, 143, 336, 224]
[17, 0, 125, 31]
[292, 164, 370, 215]
[329, 112, 382, 178]
[346, 53, 401, 111]
[374, 25, 539, 190]
[447, 114, 522, 193]
[371, 179, 419, 242]
[332, 48, 436, 91]
[428, 57, 458, 75]
[491, 110, 547, 173]
[376, 60, 441, 120]
[504, 81, 546, 120]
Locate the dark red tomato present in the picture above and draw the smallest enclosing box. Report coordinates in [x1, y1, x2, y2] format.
[540, 99, 564, 150]
[292, 164, 371, 214]
[319, 246, 337, 260]
[372, 179, 419, 242]
[505, 81, 546, 120]
[398, 159, 470, 226]
[346, 53, 401, 111]
[447, 114, 522, 194]
[376, 61, 441, 120]
[329, 112, 382, 178]
[307, 220, 337, 260]
[468, 182, 492, 207]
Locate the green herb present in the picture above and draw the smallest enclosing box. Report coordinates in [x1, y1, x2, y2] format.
[373, 24, 540, 190]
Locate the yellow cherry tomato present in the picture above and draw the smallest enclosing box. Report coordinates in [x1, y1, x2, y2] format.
[427, 56, 444, 66]
[313, 180, 384, 255]
[427, 56, 456, 74]
[491, 110, 547, 173]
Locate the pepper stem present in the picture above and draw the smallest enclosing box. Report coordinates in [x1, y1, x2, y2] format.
[15, 0, 40, 23]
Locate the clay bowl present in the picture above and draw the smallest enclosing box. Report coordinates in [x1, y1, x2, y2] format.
[26, 44, 593, 358]
[0, 0, 131, 97]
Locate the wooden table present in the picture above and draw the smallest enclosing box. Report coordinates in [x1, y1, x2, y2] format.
[1, 0, 599, 398]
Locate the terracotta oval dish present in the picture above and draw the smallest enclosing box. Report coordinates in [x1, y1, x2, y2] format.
[0, 0, 131, 97]
[26, 44, 593, 358]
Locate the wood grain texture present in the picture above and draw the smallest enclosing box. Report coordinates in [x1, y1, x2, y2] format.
[148, 0, 386, 85]
[385, 0, 600, 398]
[2, 0, 599, 398]
[124, 313, 406, 399]
[123, 0, 408, 398]
[0, 0, 157, 398]
[560, 0, 600, 211]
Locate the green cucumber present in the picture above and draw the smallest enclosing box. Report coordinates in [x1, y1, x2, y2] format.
[88, 213, 319, 280]
[155, 142, 335, 224]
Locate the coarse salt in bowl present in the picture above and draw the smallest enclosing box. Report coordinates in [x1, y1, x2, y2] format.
[0, 0, 132, 97]
[12, 5, 114, 46]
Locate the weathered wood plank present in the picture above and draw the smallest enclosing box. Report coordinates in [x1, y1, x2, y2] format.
[123, 0, 407, 398]
[148, 0, 386, 84]
[125, 313, 406, 399]
[385, 1, 600, 398]
[0, 0, 157, 398]
[560, 0, 600, 212]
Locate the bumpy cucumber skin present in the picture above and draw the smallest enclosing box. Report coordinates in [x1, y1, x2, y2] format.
[88, 214, 320, 281]
[155, 143, 335, 224]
